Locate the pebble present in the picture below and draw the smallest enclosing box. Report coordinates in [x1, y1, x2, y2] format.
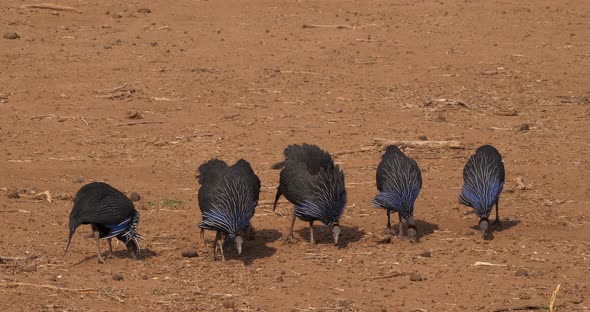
[181, 249, 198, 258]
[128, 192, 141, 202]
[7, 191, 20, 199]
[374, 234, 391, 244]
[481, 69, 498, 75]
[519, 123, 531, 131]
[419, 251, 432, 258]
[222, 298, 235, 309]
[519, 293, 531, 299]
[137, 8, 151, 13]
[410, 272, 424, 281]
[3, 32, 20, 40]
[112, 273, 124, 281]
[276, 276, 283, 282]
[515, 268, 529, 277]
[54, 192, 74, 201]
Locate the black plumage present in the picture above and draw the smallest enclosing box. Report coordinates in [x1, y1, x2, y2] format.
[272, 144, 347, 245]
[197, 159, 260, 261]
[459, 144, 505, 239]
[372, 145, 422, 241]
[65, 182, 143, 263]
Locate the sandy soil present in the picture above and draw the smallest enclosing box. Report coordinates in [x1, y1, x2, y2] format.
[1, 1, 589, 311]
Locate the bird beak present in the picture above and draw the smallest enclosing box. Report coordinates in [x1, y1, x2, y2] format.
[331, 225, 341, 245]
[235, 236, 244, 255]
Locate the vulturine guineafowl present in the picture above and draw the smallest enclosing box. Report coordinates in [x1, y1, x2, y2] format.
[459, 144, 505, 240]
[197, 159, 260, 261]
[65, 182, 144, 263]
[272, 144, 347, 245]
[372, 145, 422, 242]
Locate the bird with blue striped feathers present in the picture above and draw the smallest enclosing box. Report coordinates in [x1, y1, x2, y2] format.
[65, 182, 144, 263]
[197, 159, 260, 261]
[272, 144, 347, 246]
[372, 145, 422, 242]
[459, 144, 505, 240]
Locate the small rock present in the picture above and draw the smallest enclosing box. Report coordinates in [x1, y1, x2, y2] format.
[374, 234, 391, 244]
[128, 192, 141, 202]
[54, 192, 74, 201]
[149, 41, 158, 47]
[518, 123, 531, 131]
[418, 135, 428, 141]
[481, 69, 498, 75]
[181, 249, 198, 258]
[126, 110, 143, 119]
[276, 276, 283, 282]
[3, 32, 20, 40]
[419, 251, 432, 258]
[222, 298, 235, 309]
[112, 12, 123, 19]
[112, 273, 124, 281]
[104, 45, 112, 49]
[410, 273, 424, 281]
[137, 8, 151, 13]
[519, 293, 531, 300]
[7, 191, 20, 199]
[515, 268, 529, 277]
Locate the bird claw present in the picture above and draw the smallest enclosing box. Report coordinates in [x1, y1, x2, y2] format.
[492, 219, 503, 230]
[284, 235, 297, 244]
[97, 256, 105, 264]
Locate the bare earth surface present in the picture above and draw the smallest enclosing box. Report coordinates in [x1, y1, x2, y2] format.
[1, 1, 589, 311]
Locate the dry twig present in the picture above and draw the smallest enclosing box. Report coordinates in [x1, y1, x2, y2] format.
[20, 3, 82, 13]
[303, 23, 378, 30]
[373, 138, 464, 149]
[114, 121, 164, 127]
[0, 254, 38, 263]
[1, 282, 93, 292]
[549, 284, 561, 312]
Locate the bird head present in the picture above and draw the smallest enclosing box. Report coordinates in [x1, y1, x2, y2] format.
[123, 239, 139, 259]
[331, 223, 341, 245]
[479, 217, 492, 240]
[234, 235, 244, 255]
[407, 225, 418, 243]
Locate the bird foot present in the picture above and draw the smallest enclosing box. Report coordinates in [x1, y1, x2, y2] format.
[284, 235, 297, 244]
[492, 219, 503, 230]
[97, 256, 105, 264]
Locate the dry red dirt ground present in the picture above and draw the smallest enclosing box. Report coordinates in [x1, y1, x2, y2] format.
[1, 1, 589, 311]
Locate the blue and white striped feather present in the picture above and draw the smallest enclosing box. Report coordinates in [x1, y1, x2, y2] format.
[199, 176, 258, 237]
[103, 213, 145, 251]
[294, 168, 347, 225]
[459, 153, 504, 217]
[372, 155, 421, 219]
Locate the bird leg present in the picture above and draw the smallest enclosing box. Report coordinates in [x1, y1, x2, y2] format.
[106, 238, 114, 259]
[272, 188, 282, 212]
[398, 213, 404, 236]
[217, 233, 226, 262]
[213, 231, 220, 261]
[309, 221, 315, 245]
[92, 227, 104, 264]
[285, 213, 297, 244]
[386, 210, 394, 235]
[492, 199, 503, 229]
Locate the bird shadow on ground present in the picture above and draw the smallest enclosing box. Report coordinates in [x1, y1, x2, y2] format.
[295, 224, 365, 248]
[469, 218, 521, 233]
[415, 219, 439, 241]
[70, 248, 157, 266]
